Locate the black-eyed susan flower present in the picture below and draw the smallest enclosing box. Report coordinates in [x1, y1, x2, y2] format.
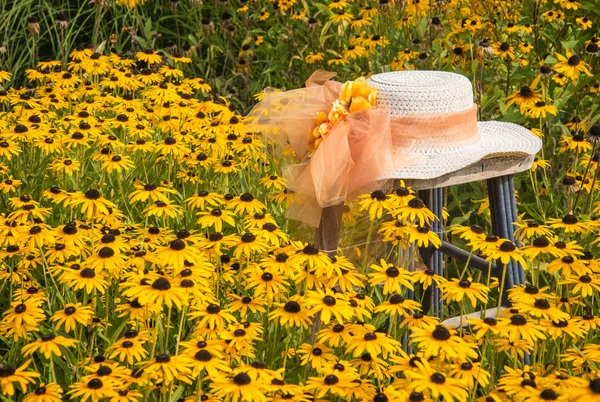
[145, 200, 183, 219]
[156, 239, 203, 269]
[127, 276, 188, 309]
[492, 42, 515, 59]
[142, 353, 192, 384]
[452, 224, 486, 243]
[506, 76, 544, 111]
[0, 140, 23, 160]
[188, 348, 231, 378]
[50, 303, 93, 332]
[317, 323, 354, 347]
[346, 329, 400, 358]
[233, 232, 268, 259]
[255, 223, 289, 248]
[516, 299, 569, 321]
[553, 50, 592, 82]
[486, 240, 527, 265]
[269, 296, 312, 329]
[561, 274, 600, 297]
[327, 260, 367, 292]
[0, 360, 40, 396]
[368, 259, 413, 295]
[136, 49, 163, 65]
[408, 225, 442, 248]
[503, 314, 546, 343]
[542, 318, 585, 340]
[521, 235, 564, 260]
[548, 214, 589, 234]
[297, 343, 336, 372]
[410, 324, 477, 359]
[227, 193, 266, 215]
[128, 182, 177, 204]
[508, 284, 554, 304]
[393, 197, 437, 226]
[412, 268, 447, 290]
[22, 334, 78, 359]
[68, 378, 117, 401]
[531, 158, 550, 173]
[547, 255, 589, 276]
[22, 382, 63, 402]
[467, 315, 509, 339]
[64, 267, 109, 294]
[245, 267, 289, 302]
[196, 208, 237, 232]
[198, 231, 239, 254]
[374, 293, 421, 317]
[1, 298, 46, 335]
[0, 176, 22, 193]
[106, 330, 149, 365]
[228, 294, 267, 317]
[185, 191, 222, 211]
[304, 289, 354, 324]
[189, 303, 236, 330]
[357, 190, 393, 220]
[305, 373, 358, 399]
[406, 361, 469, 402]
[260, 175, 286, 190]
[68, 189, 116, 219]
[211, 372, 268, 402]
[441, 277, 489, 306]
[525, 101, 559, 118]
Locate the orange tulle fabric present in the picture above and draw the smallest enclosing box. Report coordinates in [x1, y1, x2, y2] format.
[246, 71, 479, 227]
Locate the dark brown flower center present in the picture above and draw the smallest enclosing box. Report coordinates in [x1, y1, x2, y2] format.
[430, 373, 446, 384]
[195, 350, 212, 362]
[87, 379, 103, 390]
[568, 55, 580, 66]
[233, 373, 251, 386]
[510, 314, 527, 326]
[432, 325, 451, 340]
[152, 278, 171, 291]
[324, 374, 339, 385]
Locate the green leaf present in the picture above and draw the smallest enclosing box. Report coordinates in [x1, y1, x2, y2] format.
[144, 17, 154, 40]
[171, 386, 185, 401]
[543, 55, 558, 64]
[448, 210, 473, 228]
[134, 35, 148, 49]
[560, 40, 580, 50]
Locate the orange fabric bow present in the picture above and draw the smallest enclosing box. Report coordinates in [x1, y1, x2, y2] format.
[246, 71, 478, 226]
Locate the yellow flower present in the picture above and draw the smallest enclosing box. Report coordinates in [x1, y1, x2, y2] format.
[576, 16, 592, 30]
[338, 77, 377, 111]
[368, 259, 413, 295]
[305, 52, 325, 64]
[553, 49, 593, 83]
[0, 71, 11, 83]
[116, 0, 146, 6]
[0, 360, 39, 396]
[525, 101, 558, 118]
[22, 334, 78, 359]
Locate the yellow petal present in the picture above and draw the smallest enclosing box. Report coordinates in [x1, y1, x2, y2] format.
[349, 97, 372, 113]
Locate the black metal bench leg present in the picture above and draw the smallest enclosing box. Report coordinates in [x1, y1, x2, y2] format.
[418, 188, 444, 317]
[487, 175, 525, 306]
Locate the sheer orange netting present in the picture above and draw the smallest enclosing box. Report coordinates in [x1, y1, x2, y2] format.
[246, 71, 479, 227]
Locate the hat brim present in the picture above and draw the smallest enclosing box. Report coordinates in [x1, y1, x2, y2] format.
[378, 121, 543, 180]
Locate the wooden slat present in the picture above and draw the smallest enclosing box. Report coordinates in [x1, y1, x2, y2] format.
[401, 155, 534, 190]
[441, 307, 506, 328]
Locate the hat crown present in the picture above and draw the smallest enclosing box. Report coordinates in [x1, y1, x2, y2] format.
[367, 71, 474, 117]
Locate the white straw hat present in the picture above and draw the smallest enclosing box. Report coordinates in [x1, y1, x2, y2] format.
[367, 71, 542, 180]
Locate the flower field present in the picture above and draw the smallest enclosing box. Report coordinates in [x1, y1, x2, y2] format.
[0, 0, 599, 401]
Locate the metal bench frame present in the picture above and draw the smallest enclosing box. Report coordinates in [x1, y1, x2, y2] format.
[314, 155, 534, 315]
